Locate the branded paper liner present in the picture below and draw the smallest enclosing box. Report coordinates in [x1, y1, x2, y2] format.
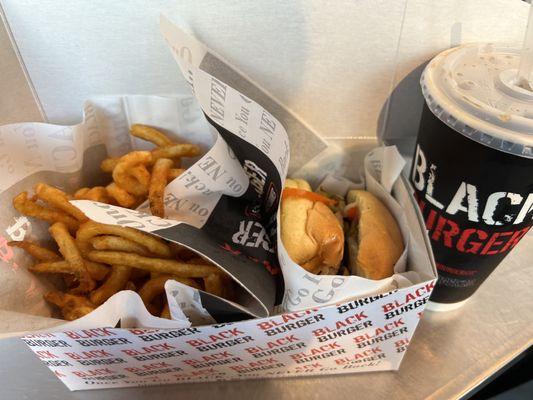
[22, 279, 435, 390]
[0, 17, 437, 390]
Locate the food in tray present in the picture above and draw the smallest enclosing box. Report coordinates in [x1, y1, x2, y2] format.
[345, 190, 403, 280]
[8, 125, 235, 321]
[280, 178, 345, 275]
[280, 179, 403, 279]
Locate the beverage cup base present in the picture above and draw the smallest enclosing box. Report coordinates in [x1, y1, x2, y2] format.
[426, 299, 468, 312]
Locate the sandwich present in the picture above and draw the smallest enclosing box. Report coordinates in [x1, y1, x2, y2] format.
[344, 190, 403, 280]
[280, 179, 344, 275]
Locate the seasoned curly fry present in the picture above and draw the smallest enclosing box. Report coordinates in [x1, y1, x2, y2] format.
[76, 221, 171, 257]
[169, 244, 200, 261]
[151, 144, 201, 161]
[160, 303, 171, 319]
[101, 157, 119, 173]
[140, 276, 166, 316]
[138, 275, 199, 308]
[149, 158, 173, 218]
[8, 241, 61, 262]
[13, 192, 79, 232]
[140, 275, 202, 318]
[205, 274, 236, 300]
[138, 275, 170, 305]
[44, 291, 95, 321]
[30, 260, 109, 281]
[34, 183, 88, 222]
[74, 188, 90, 199]
[85, 187, 112, 203]
[168, 242, 189, 258]
[112, 151, 152, 196]
[91, 235, 151, 256]
[75, 187, 113, 203]
[10, 122, 226, 322]
[106, 183, 137, 208]
[130, 165, 151, 186]
[168, 168, 185, 180]
[130, 124, 174, 147]
[63, 274, 77, 289]
[103, 155, 150, 198]
[83, 261, 110, 281]
[90, 265, 131, 305]
[88, 251, 221, 278]
[49, 222, 95, 293]
[203, 274, 224, 297]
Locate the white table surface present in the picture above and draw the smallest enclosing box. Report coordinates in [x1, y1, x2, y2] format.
[1, 234, 531, 400]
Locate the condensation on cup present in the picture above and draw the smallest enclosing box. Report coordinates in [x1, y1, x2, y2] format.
[410, 43, 533, 312]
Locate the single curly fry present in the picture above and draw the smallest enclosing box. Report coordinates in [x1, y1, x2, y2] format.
[149, 158, 173, 218]
[8, 241, 61, 262]
[89, 265, 131, 305]
[30, 260, 109, 281]
[151, 144, 201, 162]
[168, 168, 185, 181]
[34, 183, 88, 222]
[106, 183, 137, 208]
[130, 124, 174, 147]
[49, 222, 95, 293]
[88, 251, 220, 278]
[76, 221, 171, 258]
[44, 291, 95, 321]
[112, 151, 152, 196]
[100, 157, 119, 173]
[91, 235, 151, 256]
[13, 192, 79, 232]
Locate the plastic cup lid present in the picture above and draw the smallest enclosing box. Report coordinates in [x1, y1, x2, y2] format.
[421, 43, 533, 158]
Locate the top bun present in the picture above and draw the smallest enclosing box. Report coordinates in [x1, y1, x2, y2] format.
[346, 190, 403, 280]
[281, 179, 344, 275]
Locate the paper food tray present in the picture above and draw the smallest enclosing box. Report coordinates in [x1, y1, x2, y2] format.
[0, 17, 437, 390]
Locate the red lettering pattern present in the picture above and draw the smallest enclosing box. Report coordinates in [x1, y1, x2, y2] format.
[22, 280, 435, 390]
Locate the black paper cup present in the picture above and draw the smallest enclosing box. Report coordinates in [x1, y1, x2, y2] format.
[410, 44, 533, 311]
